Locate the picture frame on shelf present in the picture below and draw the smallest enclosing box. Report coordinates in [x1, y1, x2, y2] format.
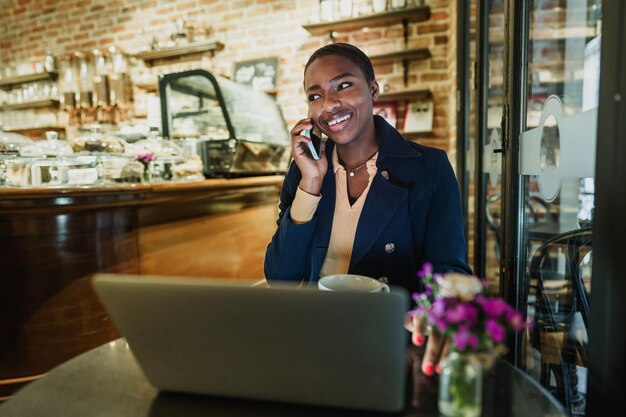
[373, 101, 398, 128]
[403, 100, 433, 133]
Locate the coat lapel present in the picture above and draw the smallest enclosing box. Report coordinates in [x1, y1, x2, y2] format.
[350, 173, 408, 267]
[310, 116, 422, 279]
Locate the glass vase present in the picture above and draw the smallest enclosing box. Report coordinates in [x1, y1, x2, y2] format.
[142, 169, 151, 183]
[438, 351, 483, 417]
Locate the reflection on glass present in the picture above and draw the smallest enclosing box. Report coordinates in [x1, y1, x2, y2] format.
[165, 74, 290, 147]
[479, 0, 505, 294]
[520, 2, 601, 416]
[465, 0, 478, 271]
[167, 75, 229, 140]
[218, 76, 290, 145]
[539, 115, 560, 172]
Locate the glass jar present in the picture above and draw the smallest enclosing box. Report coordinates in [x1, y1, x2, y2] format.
[438, 351, 483, 417]
[0, 125, 33, 155]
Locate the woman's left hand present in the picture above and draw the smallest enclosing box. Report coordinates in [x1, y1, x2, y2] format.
[405, 311, 450, 376]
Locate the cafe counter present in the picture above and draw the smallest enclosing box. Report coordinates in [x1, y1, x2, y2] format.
[0, 176, 283, 399]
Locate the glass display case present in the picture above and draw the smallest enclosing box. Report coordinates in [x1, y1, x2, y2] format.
[159, 69, 291, 177]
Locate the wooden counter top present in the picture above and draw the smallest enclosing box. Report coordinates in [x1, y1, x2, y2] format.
[0, 176, 284, 212]
[0, 175, 284, 196]
[0, 175, 285, 399]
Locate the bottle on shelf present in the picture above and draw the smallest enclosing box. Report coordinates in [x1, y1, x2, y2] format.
[372, 0, 388, 14]
[44, 53, 56, 73]
[390, 0, 407, 9]
[336, 0, 352, 18]
[319, 0, 334, 21]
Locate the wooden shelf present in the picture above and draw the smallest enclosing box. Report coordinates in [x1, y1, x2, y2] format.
[7, 126, 66, 140]
[0, 99, 60, 111]
[0, 72, 58, 90]
[302, 5, 431, 35]
[370, 47, 431, 64]
[379, 88, 431, 102]
[135, 40, 224, 67]
[134, 82, 159, 93]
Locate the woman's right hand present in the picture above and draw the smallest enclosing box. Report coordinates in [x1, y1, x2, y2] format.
[290, 118, 328, 195]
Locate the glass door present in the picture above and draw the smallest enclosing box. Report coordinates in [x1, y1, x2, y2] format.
[472, 0, 506, 294]
[469, 1, 624, 415]
[509, 1, 601, 416]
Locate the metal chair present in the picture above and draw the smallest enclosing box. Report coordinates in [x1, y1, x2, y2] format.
[485, 193, 554, 258]
[528, 227, 592, 416]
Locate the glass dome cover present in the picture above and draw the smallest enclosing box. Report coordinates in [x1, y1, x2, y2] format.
[128, 127, 183, 157]
[0, 124, 34, 155]
[20, 131, 73, 157]
[70, 125, 127, 154]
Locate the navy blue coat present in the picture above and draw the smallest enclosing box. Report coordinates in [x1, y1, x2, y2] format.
[264, 115, 472, 294]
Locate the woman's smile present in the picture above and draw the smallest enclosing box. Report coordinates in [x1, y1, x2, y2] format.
[325, 112, 353, 134]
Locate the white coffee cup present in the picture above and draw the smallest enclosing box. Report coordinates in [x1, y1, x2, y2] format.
[317, 274, 390, 293]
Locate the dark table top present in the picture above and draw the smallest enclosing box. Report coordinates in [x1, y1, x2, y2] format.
[0, 339, 567, 417]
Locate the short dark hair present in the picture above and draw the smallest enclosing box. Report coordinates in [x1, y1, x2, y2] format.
[304, 43, 375, 83]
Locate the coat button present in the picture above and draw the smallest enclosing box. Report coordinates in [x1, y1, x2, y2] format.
[384, 242, 395, 253]
[380, 170, 389, 180]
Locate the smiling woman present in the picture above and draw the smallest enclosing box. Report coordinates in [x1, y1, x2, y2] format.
[265, 42, 471, 287]
[264, 43, 472, 364]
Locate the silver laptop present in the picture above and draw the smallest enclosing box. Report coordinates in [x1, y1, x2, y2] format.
[92, 273, 409, 413]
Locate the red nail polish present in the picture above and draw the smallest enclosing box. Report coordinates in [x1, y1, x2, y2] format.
[423, 362, 435, 376]
[435, 363, 442, 374]
[415, 334, 424, 346]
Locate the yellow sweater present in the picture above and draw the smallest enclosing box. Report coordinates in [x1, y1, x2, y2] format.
[290, 147, 378, 277]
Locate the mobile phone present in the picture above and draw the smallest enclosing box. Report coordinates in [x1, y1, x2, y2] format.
[304, 120, 323, 160]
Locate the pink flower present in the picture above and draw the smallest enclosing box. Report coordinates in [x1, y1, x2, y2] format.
[480, 298, 510, 318]
[460, 303, 479, 325]
[410, 263, 528, 354]
[134, 152, 154, 165]
[485, 319, 506, 343]
[418, 262, 433, 278]
[453, 327, 479, 351]
[445, 302, 467, 324]
[507, 310, 525, 331]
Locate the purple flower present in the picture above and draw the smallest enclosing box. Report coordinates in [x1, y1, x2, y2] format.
[408, 268, 527, 355]
[430, 299, 447, 319]
[507, 310, 525, 331]
[453, 327, 479, 351]
[480, 298, 510, 318]
[433, 317, 449, 331]
[460, 303, 479, 326]
[485, 319, 506, 343]
[418, 262, 433, 278]
[445, 302, 467, 324]
[134, 152, 154, 165]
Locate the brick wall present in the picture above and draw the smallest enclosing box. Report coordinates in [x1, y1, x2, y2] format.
[1, 0, 456, 153]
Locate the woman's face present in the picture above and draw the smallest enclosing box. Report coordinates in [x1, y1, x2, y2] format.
[304, 54, 379, 146]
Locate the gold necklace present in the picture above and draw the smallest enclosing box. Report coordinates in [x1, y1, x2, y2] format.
[348, 162, 367, 177]
[345, 150, 378, 177]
